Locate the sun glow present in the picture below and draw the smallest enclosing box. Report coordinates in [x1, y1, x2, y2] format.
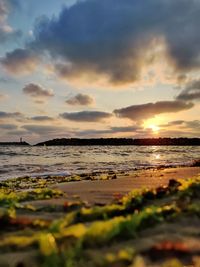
[143, 118, 162, 135]
[149, 124, 160, 133]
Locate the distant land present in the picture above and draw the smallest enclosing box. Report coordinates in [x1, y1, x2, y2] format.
[1, 138, 200, 146]
[35, 138, 200, 146]
[0, 141, 30, 146]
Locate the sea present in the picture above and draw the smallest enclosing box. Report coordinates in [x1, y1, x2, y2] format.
[0, 145, 199, 180]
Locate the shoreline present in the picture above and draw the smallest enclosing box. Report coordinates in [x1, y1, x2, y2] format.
[1, 160, 199, 181]
[55, 166, 200, 205]
[2, 165, 198, 205]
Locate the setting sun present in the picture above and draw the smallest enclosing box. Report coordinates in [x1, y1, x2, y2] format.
[149, 124, 160, 133]
[143, 119, 161, 134]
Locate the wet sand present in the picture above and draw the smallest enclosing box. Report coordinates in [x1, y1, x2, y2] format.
[56, 166, 200, 204]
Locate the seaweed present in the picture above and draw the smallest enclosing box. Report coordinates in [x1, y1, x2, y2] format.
[0, 176, 200, 266]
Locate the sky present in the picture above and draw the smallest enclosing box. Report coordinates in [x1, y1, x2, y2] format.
[0, 0, 200, 144]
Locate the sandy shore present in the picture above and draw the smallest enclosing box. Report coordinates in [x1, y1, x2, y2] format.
[1, 165, 200, 266]
[56, 166, 200, 204]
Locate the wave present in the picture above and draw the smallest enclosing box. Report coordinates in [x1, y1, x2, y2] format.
[0, 146, 199, 180]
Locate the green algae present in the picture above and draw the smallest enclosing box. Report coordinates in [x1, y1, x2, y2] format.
[0, 176, 200, 266]
[0, 172, 118, 191]
[0, 188, 64, 208]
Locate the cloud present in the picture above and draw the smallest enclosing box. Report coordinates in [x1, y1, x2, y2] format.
[60, 111, 112, 122]
[6, 129, 29, 136]
[30, 116, 54, 121]
[0, 111, 23, 119]
[22, 125, 68, 135]
[184, 120, 200, 130]
[0, 26, 21, 44]
[0, 123, 17, 130]
[0, 76, 15, 84]
[164, 120, 200, 131]
[20, 0, 200, 85]
[158, 120, 200, 138]
[2, 0, 200, 86]
[1, 49, 38, 75]
[2, 0, 21, 11]
[176, 79, 200, 101]
[167, 120, 185, 126]
[0, 0, 22, 44]
[110, 126, 141, 133]
[0, 77, 8, 83]
[23, 83, 54, 99]
[78, 125, 142, 137]
[114, 101, 194, 121]
[159, 129, 199, 138]
[160, 120, 185, 127]
[34, 100, 46, 104]
[0, 93, 8, 100]
[66, 93, 94, 106]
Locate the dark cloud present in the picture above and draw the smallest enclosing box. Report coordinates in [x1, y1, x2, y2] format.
[1, 49, 38, 75]
[2, 0, 200, 84]
[0, 124, 17, 130]
[176, 79, 200, 101]
[0, 111, 23, 119]
[20, 0, 200, 84]
[30, 116, 54, 121]
[60, 111, 112, 122]
[66, 93, 94, 106]
[23, 83, 54, 98]
[114, 101, 193, 121]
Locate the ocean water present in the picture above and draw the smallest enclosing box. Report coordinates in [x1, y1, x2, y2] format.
[0, 145, 199, 180]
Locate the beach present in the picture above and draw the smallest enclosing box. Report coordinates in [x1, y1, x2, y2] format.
[0, 165, 200, 267]
[56, 166, 200, 204]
